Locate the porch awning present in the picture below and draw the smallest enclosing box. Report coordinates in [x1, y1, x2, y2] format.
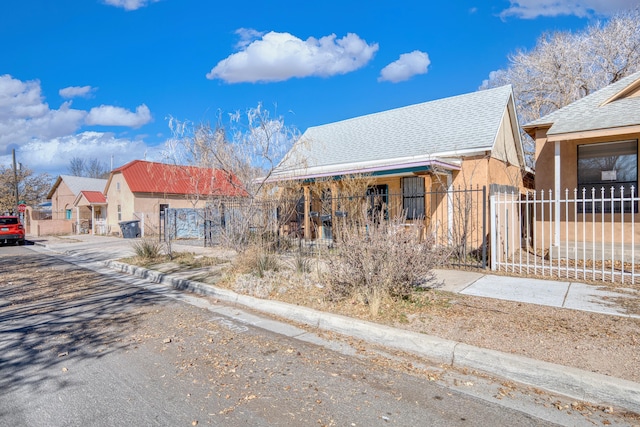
[266, 157, 462, 182]
[73, 191, 107, 207]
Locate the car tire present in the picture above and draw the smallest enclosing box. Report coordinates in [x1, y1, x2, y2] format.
[17, 239, 25, 246]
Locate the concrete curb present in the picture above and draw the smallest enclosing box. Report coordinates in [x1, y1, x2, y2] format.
[106, 260, 640, 414]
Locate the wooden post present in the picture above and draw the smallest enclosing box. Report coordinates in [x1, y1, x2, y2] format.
[303, 185, 311, 240]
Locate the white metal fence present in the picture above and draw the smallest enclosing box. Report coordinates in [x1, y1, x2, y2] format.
[491, 186, 639, 284]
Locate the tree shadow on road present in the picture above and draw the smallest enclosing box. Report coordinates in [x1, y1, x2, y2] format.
[0, 254, 165, 394]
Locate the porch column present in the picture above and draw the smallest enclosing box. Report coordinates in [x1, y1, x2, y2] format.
[76, 207, 80, 234]
[447, 173, 453, 246]
[91, 206, 95, 234]
[554, 141, 561, 247]
[303, 185, 311, 240]
[330, 181, 338, 217]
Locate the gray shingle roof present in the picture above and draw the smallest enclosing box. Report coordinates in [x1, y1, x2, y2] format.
[524, 70, 640, 135]
[275, 85, 517, 177]
[57, 175, 107, 195]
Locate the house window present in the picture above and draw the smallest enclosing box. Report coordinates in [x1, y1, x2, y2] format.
[117, 205, 122, 221]
[577, 140, 638, 213]
[366, 185, 388, 221]
[65, 209, 72, 220]
[402, 177, 425, 219]
[116, 182, 121, 191]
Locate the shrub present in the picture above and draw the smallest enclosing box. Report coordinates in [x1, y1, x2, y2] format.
[132, 239, 163, 260]
[233, 245, 280, 278]
[324, 211, 450, 315]
[291, 252, 314, 274]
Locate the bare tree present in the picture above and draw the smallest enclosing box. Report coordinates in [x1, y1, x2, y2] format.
[0, 165, 52, 214]
[67, 156, 110, 178]
[164, 104, 303, 252]
[67, 157, 86, 177]
[86, 158, 110, 179]
[481, 8, 640, 165]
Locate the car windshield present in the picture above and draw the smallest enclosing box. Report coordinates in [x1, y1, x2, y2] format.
[0, 218, 19, 225]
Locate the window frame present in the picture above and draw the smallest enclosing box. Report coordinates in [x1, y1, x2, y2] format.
[402, 176, 425, 220]
[577, 140, 638, 214]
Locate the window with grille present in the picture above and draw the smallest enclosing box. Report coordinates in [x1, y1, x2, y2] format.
[366, 185, 388, 221]
[402, 176, 425, 219]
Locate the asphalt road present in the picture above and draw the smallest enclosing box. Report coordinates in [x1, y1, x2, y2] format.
[0, 245, 617, 426]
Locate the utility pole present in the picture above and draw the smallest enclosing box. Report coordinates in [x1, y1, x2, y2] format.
[12, 149, 19, 214]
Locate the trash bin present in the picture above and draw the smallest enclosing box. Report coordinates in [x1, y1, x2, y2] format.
[119, 220, 141, 238]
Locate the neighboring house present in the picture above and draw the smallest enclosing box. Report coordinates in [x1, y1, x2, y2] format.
[270, 85, 528, 245]
[73, 191, 107, 234]
[104, 160, 241, 236]
[523, 70, 640, 246]
[46, 175, 108, 234]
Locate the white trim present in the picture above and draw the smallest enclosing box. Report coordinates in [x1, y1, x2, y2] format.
[270, 155, 464, 181]
[554, 141, 561, 247]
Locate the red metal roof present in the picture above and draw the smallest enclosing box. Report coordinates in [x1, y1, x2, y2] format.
[112, 160, 244, 196]
[80, 191, 107, 204]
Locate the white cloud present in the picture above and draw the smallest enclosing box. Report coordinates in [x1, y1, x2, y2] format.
[0, 75, 153, 171]
[378, 51, 431, 83]
[207, 31, 379, 83]
[0, 74, 48, 120]
[2, 131, 156, 175]
[59, 85, 96, 99]
[0, 75, 87, 151]
[85, 104, 152, 128]
[234, 28, 266, 49]
[500, 0, 637, 19]
[102, 0, 160, 11]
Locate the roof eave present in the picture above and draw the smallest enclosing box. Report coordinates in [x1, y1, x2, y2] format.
[267, 157, 463, 182]
[546, 124, 640, 142]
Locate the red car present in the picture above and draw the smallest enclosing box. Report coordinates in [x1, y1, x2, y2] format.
[0, 216, 25, 245]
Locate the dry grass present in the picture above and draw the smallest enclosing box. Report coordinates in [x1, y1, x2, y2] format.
[121, 243, 640, 384]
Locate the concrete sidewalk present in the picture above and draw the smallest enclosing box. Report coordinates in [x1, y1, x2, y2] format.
[30, 234, 640, 319]
[435, 269, 640, 319]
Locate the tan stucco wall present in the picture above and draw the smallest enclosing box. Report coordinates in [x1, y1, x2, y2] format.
[104, 172, 210, 236]
[532, 129, 640, 246]
[30, 219, 74, 236]
[105, 173, 135, 234]
[50, 181, 77, 220]
[535, 131, 640, 193]
[452, 155, 524, 191]
[132, 193, 207, 235]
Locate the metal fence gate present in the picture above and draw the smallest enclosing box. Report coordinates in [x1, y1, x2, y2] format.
[196, 186, 488, 269]
[491, 186, 640, 284]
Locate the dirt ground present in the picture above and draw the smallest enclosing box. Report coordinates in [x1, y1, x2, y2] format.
[3, 249, 640, 424]
[199, 262, 640, 386]
[123, 246, 640, 385]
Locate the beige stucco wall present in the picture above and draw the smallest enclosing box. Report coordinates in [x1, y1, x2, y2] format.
[532, 129, 640, 246]
[535, 131, 640, 194]
[105, 173, 135, 235]
[50, 181, 76, 221]
[104, 172, 210, 236]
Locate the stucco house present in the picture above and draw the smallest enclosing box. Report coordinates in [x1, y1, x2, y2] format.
[45, 175, 108, 234]
[523, 69, 640, 247]
[270, 85, 529, 248]
[104, 160, 241, 236]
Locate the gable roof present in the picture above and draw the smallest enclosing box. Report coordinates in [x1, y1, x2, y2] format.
[74, 190, 107, 207]
[106, 160, 243, 197]
[272, 85, 521, 180]
[523, 70, 640, 139]
[46, 175, 108, 200]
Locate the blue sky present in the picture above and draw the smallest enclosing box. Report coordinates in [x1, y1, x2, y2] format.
[1, 0, 638, 176]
